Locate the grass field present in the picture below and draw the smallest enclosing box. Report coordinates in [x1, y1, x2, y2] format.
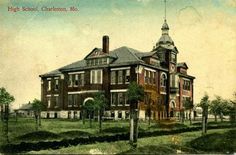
[0, 117, 235, 154]
[28, 129, 235, 154]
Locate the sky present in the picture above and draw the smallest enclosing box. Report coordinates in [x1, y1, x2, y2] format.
[0, 0, 236, 109]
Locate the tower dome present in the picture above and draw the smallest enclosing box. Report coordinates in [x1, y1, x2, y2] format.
[156, 20, 174, 46]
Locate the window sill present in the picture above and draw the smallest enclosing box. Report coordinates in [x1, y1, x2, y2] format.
[68, 105, 72, 107]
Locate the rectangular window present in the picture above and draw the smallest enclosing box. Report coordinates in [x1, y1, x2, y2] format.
[125, 70, 130, 84]
[55, 96, 59, 107]
[118, 70, 123, 84]
[153, 72, 156, 84]
[111, 71, 116, 85]
[97, 70, 102, 83]
[55, 79, 59, 90]
[95, 59, 98, 65]
[47, 97, 51, 108]
[74, 94, 79, 107]
[68, 75, 73, 87]
[102, 58, 107, 64]
[90, 70, 103, 84]
[68, 95, 73, 107]
[118, 111, 122, 118]
[111, 93, 117, 106]
[74, 74, 79, 86]
[80, 73, 84, 86]
[125, 93, 129, 105]
[183, 80, 191, 90]
[118, 93, 124, 106]
[47, 80, 51, 91]
[98, 58, 103, 65]
[150, 71, 153, 84]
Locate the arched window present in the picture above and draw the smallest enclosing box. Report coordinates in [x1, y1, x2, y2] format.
[160, 73, 167, 87]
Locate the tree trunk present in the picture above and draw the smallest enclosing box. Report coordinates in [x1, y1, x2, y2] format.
[134, 108, 139, 148]
[82, 109, 85, 125]
[39, 112, 41, 126]
[98, 109, 102, 133]
[89, 113, 92, 128]
[202, 115, 205, 135]
[189, 110, 192, 125]
[129, 110, 134, 144]
[129, 105, 134, 145]
[220, 113, 223, 122]
[4, 104, 9, 143]
[35, 115, 38, 131]
[15, 111, 18, 123]
[214, 115, 217, 122]
[1, 105, 3, 122]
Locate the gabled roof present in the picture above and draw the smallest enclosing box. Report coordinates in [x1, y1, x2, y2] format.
[177, 62, 188, 69]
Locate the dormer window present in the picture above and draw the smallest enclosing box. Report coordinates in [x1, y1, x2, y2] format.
[87, 57, 109, 66]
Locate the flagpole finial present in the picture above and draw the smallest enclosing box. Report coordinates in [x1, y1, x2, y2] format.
[164, 0, 167, 21]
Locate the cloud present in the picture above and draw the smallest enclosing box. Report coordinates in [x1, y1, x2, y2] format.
[178, 6, 202, 26]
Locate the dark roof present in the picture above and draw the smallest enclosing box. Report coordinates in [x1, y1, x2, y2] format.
[177, 73, 195, 79]
[39, 69, 61, 77]
[57, 46, 145, 72]
[177, 62, 188, 69]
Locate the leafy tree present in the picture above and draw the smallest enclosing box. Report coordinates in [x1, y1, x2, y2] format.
[183, 98, 194, 125]
[93, 92, 108, 133]
[0, 87, 15, 143]
[82, 99, 95, 128]
[198, 94, 210, 135]
[31, 99, 45, 130]
[127, 82, 144, 148]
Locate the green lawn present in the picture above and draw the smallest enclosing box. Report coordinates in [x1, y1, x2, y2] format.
[29, 128, 235, 154]
[0, 117, 235, 154]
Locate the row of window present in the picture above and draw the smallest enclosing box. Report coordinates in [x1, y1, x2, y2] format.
[111, 92, 129, 106]
[68, 94, 80, 107]
[47, 96, 59, 108]
[87, 58, 108, 66]
[47, 79, 59, 91]
[145, 70, 156, 85]
[68, 73, 85, 87]
[111, 69, 130, 85]
[46, 71, 190, 92]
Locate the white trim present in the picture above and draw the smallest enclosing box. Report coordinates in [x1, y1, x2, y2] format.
[182, 77, 191, 81]
[54, 77, 59, 79]
[160, 92, 167, 95]
[54, 94, 59, 97]
[111, 67, 130, 71]
[144, 67, 156, 72]
[46, 94, 51, 97]
[46, 78, 52, 80]
[83, 97, 94, 105]
[182, 95, 191, 97]
[110, 89, 127, 93]
[68, 71, 85, 75]
[68, 90, 101, 94]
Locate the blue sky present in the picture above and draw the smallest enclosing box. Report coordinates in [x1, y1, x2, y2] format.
[0, 0, 236, 108]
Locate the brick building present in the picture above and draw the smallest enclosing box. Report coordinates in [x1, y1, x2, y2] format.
[39, 20, 195, 120]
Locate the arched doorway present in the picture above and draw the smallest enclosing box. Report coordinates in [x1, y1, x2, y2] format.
[82, 97, 94, 119]
[169, 101, 175, 117]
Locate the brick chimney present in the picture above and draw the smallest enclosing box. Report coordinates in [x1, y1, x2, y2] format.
[102, 35, 109, 53]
